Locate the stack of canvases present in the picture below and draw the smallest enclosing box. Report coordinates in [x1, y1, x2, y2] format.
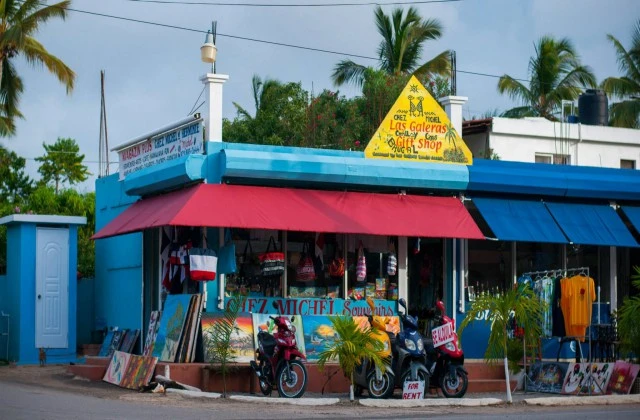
[98, 328, 141, 358]
[147, 294, 204, 363]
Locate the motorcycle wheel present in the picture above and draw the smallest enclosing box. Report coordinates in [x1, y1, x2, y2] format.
[367, 371, 394, 399]
[400, 368, 430, 393]
[276, 360, 308, 398]
[440, 366, 468, 398]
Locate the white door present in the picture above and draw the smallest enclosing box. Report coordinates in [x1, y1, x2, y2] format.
[36, 228, 69, 348]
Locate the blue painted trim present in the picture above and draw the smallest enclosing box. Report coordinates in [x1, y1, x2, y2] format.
[123, 154, 206, 197]
[209, 143, 469, 192]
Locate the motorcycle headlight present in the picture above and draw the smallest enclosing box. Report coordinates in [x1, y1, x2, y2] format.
[417, 339, 424, 351]
[405, 338, 416, 351]
[444, 342, 455, 352]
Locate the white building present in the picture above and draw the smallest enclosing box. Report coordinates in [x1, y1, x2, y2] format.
[463, 117, 640, 169]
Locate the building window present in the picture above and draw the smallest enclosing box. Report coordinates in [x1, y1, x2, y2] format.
[621, 159, 636, 170]
[535, 153, 570, 165]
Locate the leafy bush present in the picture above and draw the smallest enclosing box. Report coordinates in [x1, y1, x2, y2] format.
[617, 266, 640, 362]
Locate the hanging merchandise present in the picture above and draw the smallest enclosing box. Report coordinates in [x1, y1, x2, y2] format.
[296, 242, 316, 282]
[238, 239, 261, 289]
[356, 241, 367, 282]
[413, 237, 421, 255]
[387, 241, 397, 276]
[259, 236, 285, 277]
[189, 248, 218, 281]
[329, 251, 345, 278]
[217, 229, 237, 275]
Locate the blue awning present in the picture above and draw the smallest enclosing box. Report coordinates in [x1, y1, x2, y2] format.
[621, 206, 640, 235]
[545, 203, 638, 247]
[473, 198, 568, 243]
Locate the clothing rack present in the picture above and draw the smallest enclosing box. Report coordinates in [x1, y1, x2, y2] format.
[521, 266, 597, 395]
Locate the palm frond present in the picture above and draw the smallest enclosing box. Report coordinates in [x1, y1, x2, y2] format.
[332, 60, 367, 87]
[609, 99, 640, 128]
[22, 37, 74, 93]
[412, 49, 451, 80]
[601, 76, 640, 99]
[497, 75, 533, 104]
[606, 33, 640, 84]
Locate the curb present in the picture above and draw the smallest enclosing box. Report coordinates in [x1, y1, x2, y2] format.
[229, 395, 340, 405]
[166, 389, 222, 399]
[359, 398, 504, 408]
[524, 394, 640, 406]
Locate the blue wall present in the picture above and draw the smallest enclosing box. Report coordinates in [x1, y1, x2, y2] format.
[4, 225, 21, 362]
[95, 174, 143, 332]
[77, 277, 95, 345]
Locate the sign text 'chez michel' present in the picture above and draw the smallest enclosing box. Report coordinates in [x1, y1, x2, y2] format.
[117, 120, 204, 180]
[365, 75, 473, 165]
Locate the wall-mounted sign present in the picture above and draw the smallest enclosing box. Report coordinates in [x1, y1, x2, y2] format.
[225, 297, 397, 317]
[364, 75, 472, 165]
[117, 120, 204, 180]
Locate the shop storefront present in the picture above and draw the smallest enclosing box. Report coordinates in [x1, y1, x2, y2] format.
[93, 74, 640, 363]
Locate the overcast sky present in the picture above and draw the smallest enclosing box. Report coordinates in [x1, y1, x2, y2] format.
[0, 0, 638, 192]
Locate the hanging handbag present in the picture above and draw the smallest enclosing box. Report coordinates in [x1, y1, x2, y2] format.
[356, 242, 367, 282]
[259, 236, 285, 277]
[296, 243, 316, 282]
[188, 247, 218, 281]
[217, 229, 237, 275]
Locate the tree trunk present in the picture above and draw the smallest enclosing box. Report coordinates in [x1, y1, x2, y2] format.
[0, 58, 4, 89]
[350, 372, 354, 401]
[503, 356, 512, 403]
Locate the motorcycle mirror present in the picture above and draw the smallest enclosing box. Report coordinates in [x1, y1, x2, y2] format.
[272, 301, 280, 314]
[291, 316, 295, 323]
[398, 298, 407, 310]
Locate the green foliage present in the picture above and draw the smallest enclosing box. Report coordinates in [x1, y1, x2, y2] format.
[506, 338, 524, 374]
[332, 6, 449, 87]
[0, 145, 33, 203]
[0, 0, 75, 136]
[617, 266, 640, 361]
[205, 294, 246, 397]
[498, 36, 596, 120]
[35, 138, 90, 194]
[600, 19, 640, 128]
[459, 286, 544, 365]
[316, 316, 386, 389]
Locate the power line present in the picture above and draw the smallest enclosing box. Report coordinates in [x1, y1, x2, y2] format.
[123, 0, 462, 6]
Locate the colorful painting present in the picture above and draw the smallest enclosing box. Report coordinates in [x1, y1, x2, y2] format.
[253, 313, 305, 357]
[525, 362, 570, 394]
[103, 350, 131, 386]
[152, 294, 194, 361]
[562, 362, 612, 395]
[202, 312, 255, 363]
[607, 361, 640, 395]
[119, 329, 140, 354]
[98, 330, 115, 357]
[301, 315, 336, 361]
[119, 354, 158, 390]
[353, 316, 400, 336]
[143, 311, 161, 356]
[106, 330, 124, 358]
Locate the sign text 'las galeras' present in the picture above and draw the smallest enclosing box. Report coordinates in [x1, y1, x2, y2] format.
[364, 75, 473, 165]
[117, 120, 204, 180]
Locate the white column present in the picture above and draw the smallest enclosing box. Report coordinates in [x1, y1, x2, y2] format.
[199, 73, 229, 143]
[398, 236, 408, 305]
[610, 246, 617, 310]
[440, 96, 468, 137]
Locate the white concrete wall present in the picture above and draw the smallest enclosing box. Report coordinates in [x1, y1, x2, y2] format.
[479, 117, 640, 168]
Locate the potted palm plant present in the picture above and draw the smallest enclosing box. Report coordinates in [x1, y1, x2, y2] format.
[459, 286, 544, 403]
[617, 266, 640, 363]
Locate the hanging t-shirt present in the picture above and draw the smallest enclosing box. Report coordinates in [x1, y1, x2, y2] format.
[552, 276, 566, 337]
[567, 274, 596, 328]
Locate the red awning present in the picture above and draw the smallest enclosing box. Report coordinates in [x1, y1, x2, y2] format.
[93, 184, 484, 240]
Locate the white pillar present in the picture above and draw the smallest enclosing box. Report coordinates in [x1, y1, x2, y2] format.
[199, 73, 229, 142]
[440, 96, 468, 137]
[398, 236, 408, 305]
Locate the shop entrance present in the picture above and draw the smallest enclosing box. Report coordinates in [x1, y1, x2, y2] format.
[407, 237, 444, 318]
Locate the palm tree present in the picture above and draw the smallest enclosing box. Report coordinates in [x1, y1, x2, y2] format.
[0, 0, 75, 136]
[316, 316, 387, 401]
[498, 36, 596, 120]
[459, 286, 544, 403]
[332, 6, 450, 87]
[600, 19, 640, 128]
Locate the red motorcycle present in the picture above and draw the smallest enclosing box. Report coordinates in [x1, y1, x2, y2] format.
[250, 303, 307, 398]
[423, 300, 468, 398]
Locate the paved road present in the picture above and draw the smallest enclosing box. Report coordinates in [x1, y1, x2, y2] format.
[1, 380, 639, 420]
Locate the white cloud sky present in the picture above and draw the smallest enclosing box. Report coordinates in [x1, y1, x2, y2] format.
[0, 0, 638, 192]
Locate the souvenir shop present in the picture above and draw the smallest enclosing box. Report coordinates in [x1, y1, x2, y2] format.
[92, 76, 640, 363]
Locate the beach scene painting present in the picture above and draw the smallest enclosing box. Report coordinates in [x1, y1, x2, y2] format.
[152, 294, 194, 361]
[301, 315, 336, 361]
[202, 312, 255, 363]
[252, 313, 305, 357]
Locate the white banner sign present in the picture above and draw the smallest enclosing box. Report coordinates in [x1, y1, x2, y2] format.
[431, 322, 455, 348]
[118, 120, 204, 180]
[402, 380, 425, 399]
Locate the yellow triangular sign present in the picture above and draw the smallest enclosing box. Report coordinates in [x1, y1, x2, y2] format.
[364, 75, 472, 165]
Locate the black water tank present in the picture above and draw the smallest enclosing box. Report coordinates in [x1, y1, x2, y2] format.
[578, 89, 608, 126]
